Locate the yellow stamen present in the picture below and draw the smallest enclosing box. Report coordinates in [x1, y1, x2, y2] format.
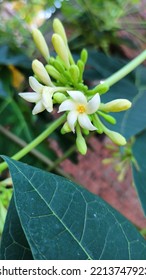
[77, 105, 86, 113]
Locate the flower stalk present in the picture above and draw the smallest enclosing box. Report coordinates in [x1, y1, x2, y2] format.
[105, 50, 146, 87]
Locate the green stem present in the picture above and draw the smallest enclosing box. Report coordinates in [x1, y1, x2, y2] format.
[105, 50, 146, 87]
[0, 114, 66, 173]
[0, 124, 72, 179]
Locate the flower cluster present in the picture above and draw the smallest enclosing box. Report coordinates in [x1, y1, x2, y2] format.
[19, 18, 132, 155]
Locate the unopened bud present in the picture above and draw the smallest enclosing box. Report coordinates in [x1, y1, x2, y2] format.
[82, 128, 89, 135]
[32, 60, 53, 86]
[46, 65, 66, 84]
[106, 129, 127, 146]
[100, 99, 132, 113]
[53, 60, 65, 73]
[76, 134, 87, 155]
[81, 49, 88, 64]
[89, 82, 109, 95]
[77, 83, 88, 92]
[77, 60, 84, 81]
[97, 111, 116, 125]
[61, 122, 72, 134]
[52, 34, 70, 68]
[54, 92, 67, 103]
[48, 57, 55, 65]
[32, 29, 50, 61]
[69, 65, 80, 84]
[92, 114, 103, 134]
[53, 18, 68, 45]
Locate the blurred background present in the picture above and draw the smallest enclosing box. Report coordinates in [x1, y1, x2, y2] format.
[0, 0, 146, 235]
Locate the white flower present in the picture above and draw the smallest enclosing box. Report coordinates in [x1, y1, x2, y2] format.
[19, 76, 54, 115]
[58, 90, 100, 132]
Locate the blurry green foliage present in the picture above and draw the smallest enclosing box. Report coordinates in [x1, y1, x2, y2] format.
[61, 0, 145, 53]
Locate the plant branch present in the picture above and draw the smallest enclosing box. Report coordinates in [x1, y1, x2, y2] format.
[0, 124, 72, 179]
[0, 114, 66, 174]
[105, 50, 146, 87]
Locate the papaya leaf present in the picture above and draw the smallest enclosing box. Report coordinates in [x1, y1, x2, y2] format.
[1, 156, 146, 260]
[132, 130, 146, 215]
[0, 196, 33, 260]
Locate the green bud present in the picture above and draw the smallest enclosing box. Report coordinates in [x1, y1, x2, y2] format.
[45, 65, 67, 84]
[88, 82, 109, 95]
[32, 59, 53, 86]
[69, 65, 80, 84]
[53, 60, 65, 73]
[77, 60, 84, 81]
[92, 114, 103, 134]
[82, 128, 89, 135]
[52, 34, 70, 68]
[76, 134, 87, 155]
[99, 99, 132, 112]
[106, 129, 127, 146]
[48, 57, 56, 65]
[81, 49, 88, 64]
[32, 28, 50, 61]
[77, 83, 88, 92]
[53, 18, 68, 45]
[97, 111, 116, 125]
[61, 122, 72, 134]
[53, 92, 67, 103]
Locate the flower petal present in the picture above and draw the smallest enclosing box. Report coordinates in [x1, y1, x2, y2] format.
[78, 113, 97, 131]
[58, 99, 76, 113]
[42, 88, 53, 112]
[32, 100, 45, 115]
[67, 110, 78, 132]
[29, 76, 43, 94]
[19, 92, 41, 103]
[86, 93, 100, 114]
[67, 90, 87, 104]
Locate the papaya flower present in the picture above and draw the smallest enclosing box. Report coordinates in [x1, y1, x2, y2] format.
[58, 90, 100, 132]
[19, 77, 71, 115]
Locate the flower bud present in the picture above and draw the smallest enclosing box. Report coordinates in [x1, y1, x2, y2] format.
[53, 92, 67, 103]
[76, 134, 87, 155]
[92, 114, 103, 134]
[81, 49, 88, 64]
[100, 99, 132, 112]
[69, 65, 80, 84]
[32, 59, 53, 86]
[45, 65, 66, 84]
[97, 111, 116, 125]
[52, 34, 70, 68]
[32, 29, 50, 61]
[53, 18, 68, 45]
[89, 82, 109, 95]
[53, 60, 65, 73]
[82, 128, 89, 135]
[61, 122, 72, 134]
[106, 129, 127, 146]
[77, 59, 84, 81]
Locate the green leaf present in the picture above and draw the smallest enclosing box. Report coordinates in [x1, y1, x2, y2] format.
[0, 45, 31, 68]
[0, 196, 33, 260]
[1, 156, 146, 260]
[132, 130, 146, 215]
[121, 90, 146, 139]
